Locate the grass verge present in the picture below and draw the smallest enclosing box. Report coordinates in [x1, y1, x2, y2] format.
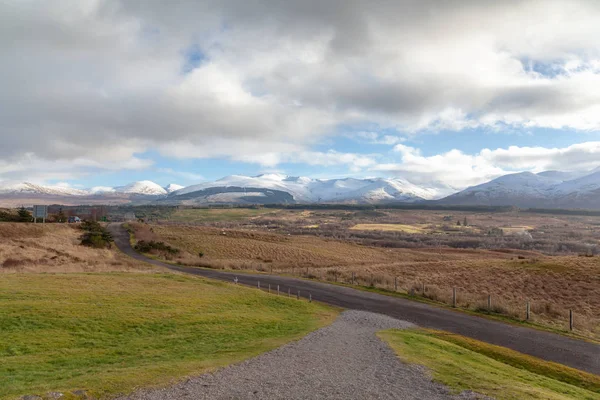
[0, 273, 337, 399]
[378, 328, 600, 400]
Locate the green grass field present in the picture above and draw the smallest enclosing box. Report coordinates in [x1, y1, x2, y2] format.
[0, 273, 337, 399]
[167, 208, 278, 223]
[379, 329, 600, 400]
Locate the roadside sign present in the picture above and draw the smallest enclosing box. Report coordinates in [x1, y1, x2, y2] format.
[33, 205, 48, 223]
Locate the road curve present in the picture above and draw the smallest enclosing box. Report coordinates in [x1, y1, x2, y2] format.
[109, 223, 600, 375]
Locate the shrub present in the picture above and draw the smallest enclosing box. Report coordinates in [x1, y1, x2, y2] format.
[80, 221, 113, 249]
[134, 240, 179, 255]
[17, 207, 32, 222]
[0, 210, 20, 222]
[2, 258, 26, 268]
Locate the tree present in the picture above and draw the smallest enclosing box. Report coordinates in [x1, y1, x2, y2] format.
[463, 216, 468, 226]
[457, 220, 461, 226]
[56, 208, 66, 223]
[17, 207, 31, 222]
[80, 220, 113, 248]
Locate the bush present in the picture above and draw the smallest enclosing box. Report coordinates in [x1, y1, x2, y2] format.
[80, 221, 113, 249]
[0, 210, 20, 222]
[17, 207, 32, 222]
[134, 240, 179, 255]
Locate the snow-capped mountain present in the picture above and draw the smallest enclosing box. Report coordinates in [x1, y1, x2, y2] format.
[164, 183, 184, 193]
[113, 181, 168, 196]
[0, 180, 172, 198]
[439, 169, 600, 208]
[170, 173, 438, 204]
[3, 169, 600, 209]
[0, 182, 89, 196]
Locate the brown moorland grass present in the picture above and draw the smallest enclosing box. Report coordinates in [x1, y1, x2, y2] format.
[0, 222, 158, 273]
[133, 222, 600, 339]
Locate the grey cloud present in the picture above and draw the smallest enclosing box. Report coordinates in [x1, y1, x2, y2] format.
[2, 0, 600, 182]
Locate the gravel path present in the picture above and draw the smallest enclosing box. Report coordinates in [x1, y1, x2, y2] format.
[121, 311, 484, 400]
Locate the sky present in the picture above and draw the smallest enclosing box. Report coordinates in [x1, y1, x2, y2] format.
[1, 0, 600, 193]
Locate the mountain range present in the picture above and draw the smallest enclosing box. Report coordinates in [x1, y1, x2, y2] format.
[1, 168, 600, 209]
[441, 168, 600, 209]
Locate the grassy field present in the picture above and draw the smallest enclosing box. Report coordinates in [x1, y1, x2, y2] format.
[167, 208, 278, 223]
[379, 329, 600, 400]
[350, 223, 429, 233]
[0, 223, 154, 274]
[0, 273, 337, 399]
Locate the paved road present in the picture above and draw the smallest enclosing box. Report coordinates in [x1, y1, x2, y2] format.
[121, 311, 481, 400]
[109, 223, 600, 376]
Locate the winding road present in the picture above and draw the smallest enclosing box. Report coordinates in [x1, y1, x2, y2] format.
[109, 223, 600, 376]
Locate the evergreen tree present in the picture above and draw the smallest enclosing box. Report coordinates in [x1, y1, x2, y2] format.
[56, 208, 66, 223]
[17, 206, 31, 222]
[457, 220, 461, 226]
[463, 216, 468, 226]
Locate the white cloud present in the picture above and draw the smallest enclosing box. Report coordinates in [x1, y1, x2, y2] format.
[157, 168, 205, 182]
[2, 0, 600, 182]
[234, 150, 378, 172]
[353, 132, 406, 145]
[373, 141, 600, 192]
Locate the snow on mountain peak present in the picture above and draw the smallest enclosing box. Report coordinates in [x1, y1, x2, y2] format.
[172, 174, 436, 203]
[114, 181, 167, 195]
[0, 182, 88, 196]
[90, 186, 116, 194]
[164, 183, 184, 193]
[254, 173, 288, 181]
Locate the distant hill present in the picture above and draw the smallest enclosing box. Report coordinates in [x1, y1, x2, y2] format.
[3, 168, 600, 209]
[437, 169, 600, 209]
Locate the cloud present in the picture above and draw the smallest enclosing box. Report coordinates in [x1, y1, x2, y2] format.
[372, 141, 600, 192]
[353, 132, 406, 145]
[157, 168, 205, 182]
[2, 0, 600, 182]
[0, 153, 153, 184]
[234, 150, 378, 172]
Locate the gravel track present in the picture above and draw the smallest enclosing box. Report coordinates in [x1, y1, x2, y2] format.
[121, 311, 482, 400]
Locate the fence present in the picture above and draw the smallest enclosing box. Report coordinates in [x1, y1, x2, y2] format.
[228, 263, 584, 334]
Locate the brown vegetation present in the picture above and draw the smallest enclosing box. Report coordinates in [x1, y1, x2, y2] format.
[201, 208, 600, 256]
[130, 218, 600, 339]
[0, 223, 158, 273]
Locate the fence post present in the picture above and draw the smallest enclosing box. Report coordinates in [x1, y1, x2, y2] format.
[258, 281, 260, 290]
[352, 272, 355, 285]
[270, 265, 273, 274]
[297, 291, 300, 300]
[288, 288, 291, 297]
[334, 271, 337, 282]
[370, 273, 374, 287]
[306, 267, 309, 277]
[487, 295, 491, 311]
[268, 284, 271, 294]
[394, 277, 398, 292]
[309, 292, 312, 302]
[526, 301, 530, 320]
[422, 282, 425, 295]
[452, 288, 457, 308]
[277, 285, 280, 295]
[569, 310, 573, 331]
[292, 267, 294, 276]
